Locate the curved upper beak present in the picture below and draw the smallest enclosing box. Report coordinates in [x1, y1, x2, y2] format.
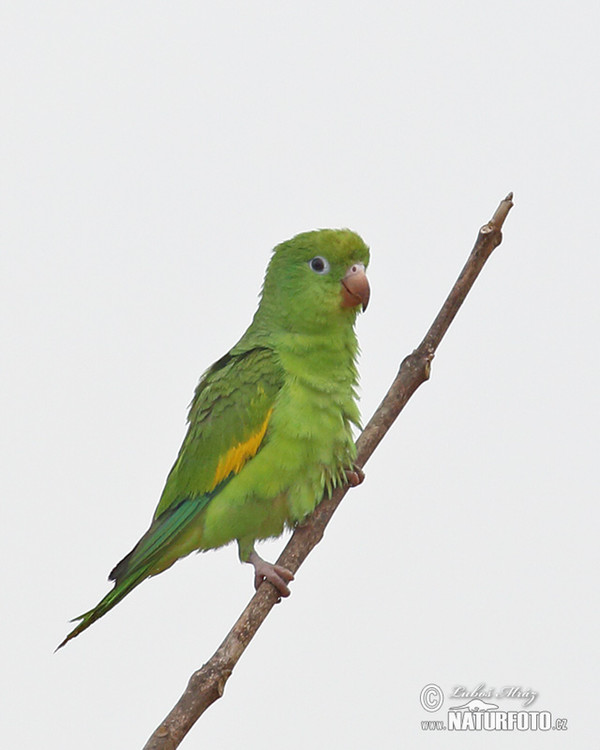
[341, 263, 370, 311]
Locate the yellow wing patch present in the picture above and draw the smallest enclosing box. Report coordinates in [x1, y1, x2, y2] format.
[209, 409, 273, 490]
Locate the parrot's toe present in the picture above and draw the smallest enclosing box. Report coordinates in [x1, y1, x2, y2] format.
[249, 552, 294, 597]
[345, 466, 365, 487]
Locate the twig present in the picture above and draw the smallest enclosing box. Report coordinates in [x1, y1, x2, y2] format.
[143, 193, 514, 749]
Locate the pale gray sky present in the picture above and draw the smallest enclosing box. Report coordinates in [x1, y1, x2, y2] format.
[2, 2, 598, 748]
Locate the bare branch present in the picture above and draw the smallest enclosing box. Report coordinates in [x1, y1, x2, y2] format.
[143, 192, 514, 749]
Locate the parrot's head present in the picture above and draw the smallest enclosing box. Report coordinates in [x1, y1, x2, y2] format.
[258, 229, 370, 335]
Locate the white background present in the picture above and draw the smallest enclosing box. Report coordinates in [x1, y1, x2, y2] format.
[2, 2, 598, 748]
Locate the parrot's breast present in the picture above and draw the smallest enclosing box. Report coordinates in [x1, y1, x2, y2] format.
[201, 331, 360, 549]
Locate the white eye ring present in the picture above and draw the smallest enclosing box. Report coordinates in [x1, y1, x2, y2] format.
[308, 256, 330, 274]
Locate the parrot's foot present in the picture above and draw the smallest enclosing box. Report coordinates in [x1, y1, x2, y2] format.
[248, 551, 294, 598]
[345, 465, 365, 487]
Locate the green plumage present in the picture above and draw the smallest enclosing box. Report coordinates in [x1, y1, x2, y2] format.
[59, 228, 370, 648]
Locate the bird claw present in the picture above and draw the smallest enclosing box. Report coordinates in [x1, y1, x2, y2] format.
[249, 551, 294, 597]
[345, 466, 365, 487]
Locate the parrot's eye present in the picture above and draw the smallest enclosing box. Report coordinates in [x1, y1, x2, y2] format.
[309, 256, 330, 274]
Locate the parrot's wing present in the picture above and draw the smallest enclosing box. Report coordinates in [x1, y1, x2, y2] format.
[108, 344, 284, 582]
[58, 345, 283, 648]
[156, 344, 284, 516]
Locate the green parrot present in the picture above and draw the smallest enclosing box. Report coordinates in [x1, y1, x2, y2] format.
[59, 228, 370, 648]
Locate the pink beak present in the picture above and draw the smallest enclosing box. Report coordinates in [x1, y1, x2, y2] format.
[341, 263, 370, 311]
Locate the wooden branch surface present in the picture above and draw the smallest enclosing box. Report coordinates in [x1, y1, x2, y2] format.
[144, 193, 514, 749]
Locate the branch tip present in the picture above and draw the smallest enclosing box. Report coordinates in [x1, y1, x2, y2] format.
[490, 192, 514, 230]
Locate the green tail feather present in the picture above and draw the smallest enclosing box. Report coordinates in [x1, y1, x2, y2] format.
[56, 564, 152, 650]
[57, 485, 228, 650]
